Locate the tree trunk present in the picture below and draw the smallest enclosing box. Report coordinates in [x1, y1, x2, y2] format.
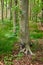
[6, 0, 7, 18]
[1, 0, 4, 21]
[19, 0, 34, 55]
[10, 0, 12, 20]
[14, 0, 20, 37]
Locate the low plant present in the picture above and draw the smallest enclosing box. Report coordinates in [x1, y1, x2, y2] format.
[4, 55, 13, 65]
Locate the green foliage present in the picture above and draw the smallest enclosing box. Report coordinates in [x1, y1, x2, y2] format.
[4, 55, 13, 65]
[30, 40, 43, 52]
[39, 57, 43, 62]
[32, 0, 41, 22]
[0, 19, 19, 54]
[31, 41, 40, 52]
[29, 21, 38, 29]
[16, 52, 24, 60]
[30, 32, 43, 39]
[0, 0, 20, 54]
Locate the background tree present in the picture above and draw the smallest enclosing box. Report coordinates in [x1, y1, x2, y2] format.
[41, 0, 43, 26]
[1, 0, 4, 21]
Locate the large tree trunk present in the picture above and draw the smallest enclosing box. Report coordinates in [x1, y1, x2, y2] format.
[19, 0, 34, 55]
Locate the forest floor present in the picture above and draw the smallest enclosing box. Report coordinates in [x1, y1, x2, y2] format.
[0, 43, 43, 65]
[0, 51, 43, 65]
[13, 53, 43, 65]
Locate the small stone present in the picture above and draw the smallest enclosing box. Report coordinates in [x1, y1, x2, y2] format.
[0, 62, 3, 65]
[30, 64, 33, 65]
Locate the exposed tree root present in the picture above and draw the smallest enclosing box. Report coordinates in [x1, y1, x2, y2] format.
[19, 42, 35, 56]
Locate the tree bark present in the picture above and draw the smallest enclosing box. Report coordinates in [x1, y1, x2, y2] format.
[14, 0, 20, 37]
[6, 0, 7, 18]
[19, 0, 34, 55]
[10, 0, 12, 20]
[1, 0, 4, 21]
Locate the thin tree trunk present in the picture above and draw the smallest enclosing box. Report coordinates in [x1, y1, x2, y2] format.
[6, 0, 7, 18]
[29, 0, 32, 20]
[14, 0, 20, 36]
[15, 0, 18, 34]
[10, 0, 12, 20]
[12, 0, 15, 32]
[1, 0, 4, 21]
[41, 0, 43, 26]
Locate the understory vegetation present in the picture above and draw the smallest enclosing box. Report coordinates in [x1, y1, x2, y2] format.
[0, 0, 43, 65]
